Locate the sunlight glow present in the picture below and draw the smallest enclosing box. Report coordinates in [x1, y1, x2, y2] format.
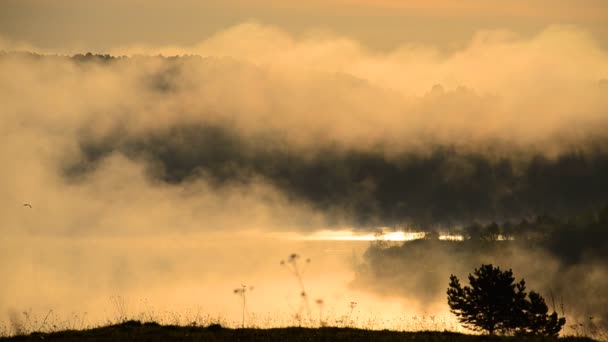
[275, 230, 426, 241]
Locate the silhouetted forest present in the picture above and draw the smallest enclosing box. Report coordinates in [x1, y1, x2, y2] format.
[68, 123, 608, 227]
[3, 52, 608, 228]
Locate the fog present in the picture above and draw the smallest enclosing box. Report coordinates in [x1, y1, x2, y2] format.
[355, 227, 608, 333]
[3, 234, 442, 331]
[1, 23, 607, 334]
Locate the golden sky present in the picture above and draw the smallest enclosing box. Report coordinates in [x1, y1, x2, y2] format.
[1, 0, 607, 52]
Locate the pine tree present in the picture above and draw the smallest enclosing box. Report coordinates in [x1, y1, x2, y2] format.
[447, 264, 565, 336]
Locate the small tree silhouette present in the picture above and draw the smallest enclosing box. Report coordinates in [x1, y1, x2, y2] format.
[447, 264, 565, 336]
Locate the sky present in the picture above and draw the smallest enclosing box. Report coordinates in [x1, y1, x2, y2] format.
[1, 0, 608, 336]
[2, 0, 608, 52]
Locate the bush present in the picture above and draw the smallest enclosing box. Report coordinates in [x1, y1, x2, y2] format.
[447, 264, 565, 336]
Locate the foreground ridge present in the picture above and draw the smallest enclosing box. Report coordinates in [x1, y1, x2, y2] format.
[0, 320, 597, 342]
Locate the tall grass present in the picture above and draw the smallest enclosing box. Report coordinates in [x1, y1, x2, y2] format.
[1, 304, 605, 341]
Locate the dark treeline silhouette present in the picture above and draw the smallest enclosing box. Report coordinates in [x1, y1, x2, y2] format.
[444, 207, 608, 264]
[66, 123, 608, 228]
[0, 51, 204, 62]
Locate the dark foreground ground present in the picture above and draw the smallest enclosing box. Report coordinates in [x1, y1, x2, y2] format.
[0, 321, 598, 342]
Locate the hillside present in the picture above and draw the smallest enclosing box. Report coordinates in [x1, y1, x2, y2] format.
[0, 321, 598, 342]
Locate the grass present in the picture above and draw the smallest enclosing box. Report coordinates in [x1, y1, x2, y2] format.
[0, 320, 599, 342]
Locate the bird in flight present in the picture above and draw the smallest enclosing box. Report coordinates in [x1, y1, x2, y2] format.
[23, 203, 32, 208]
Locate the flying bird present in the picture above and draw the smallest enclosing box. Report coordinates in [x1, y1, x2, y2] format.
[23, 203, 32, 208]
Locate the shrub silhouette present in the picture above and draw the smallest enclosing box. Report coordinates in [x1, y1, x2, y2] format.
[447, 264, 565, 336]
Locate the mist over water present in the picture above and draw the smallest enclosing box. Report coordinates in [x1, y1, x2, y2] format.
[1, 23, 608, 335]
[1, 233, 457, 331]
